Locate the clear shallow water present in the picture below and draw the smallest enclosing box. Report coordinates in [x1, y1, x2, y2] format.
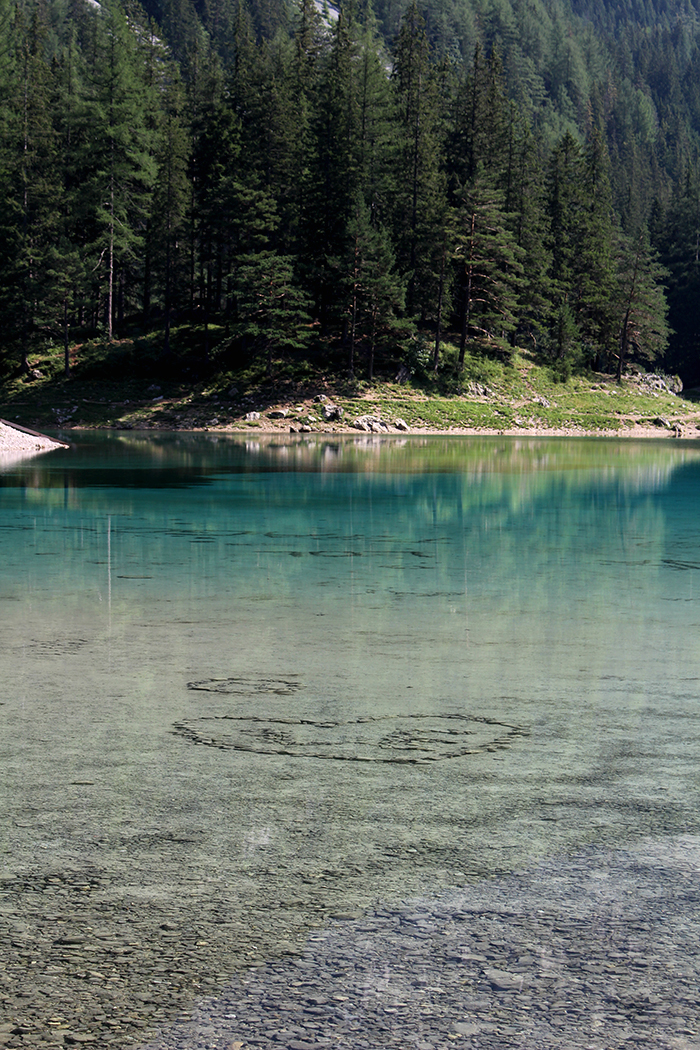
[2, 433, 700, 1042]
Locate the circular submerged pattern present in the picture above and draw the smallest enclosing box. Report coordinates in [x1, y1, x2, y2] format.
[187, 677, 301, 695]
[171, 713, 529, 763]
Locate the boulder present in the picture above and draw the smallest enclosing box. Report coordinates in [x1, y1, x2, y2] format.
[321, 403, 344, 421]
[353, 415, 389, 433]
[640, 373, 683, 395]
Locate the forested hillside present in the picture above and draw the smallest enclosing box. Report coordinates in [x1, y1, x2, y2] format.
[0, 0, 699, 390]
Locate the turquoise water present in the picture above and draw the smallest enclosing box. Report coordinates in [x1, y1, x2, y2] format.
[2, 433, 700, 1033]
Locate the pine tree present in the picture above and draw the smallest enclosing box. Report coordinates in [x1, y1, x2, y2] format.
[183, 38, 223, 315]
[653, 171, 700, 380]
[50, 24, 91, 375]
[449, 44, 509, 187]
[308, 7, 360, 332]
[81, 0, 157, 340]
[502, 113, 552, 353]
[578, 125, 617, 365]
[0, 4, 61, 371]
[391, 1, 447, 319]
[234, 250, 312, 375]
[343, 193, 407, 379]
[150, 73, 190, 356]
[453, 172, 525, 369]
[354, 5, 394, 222]
[615, 226, 670, 379]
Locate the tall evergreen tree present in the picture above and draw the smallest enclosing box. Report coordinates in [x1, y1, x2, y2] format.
[614, 226, 670, 379]
[391, 1, 447, 319]
[449, 44, 509, 187]
[0, 5, 61, 371]
[343, 192, 407, 379]
[149, 73, 190, 356]
[502, 114, 552, 352]
[452, 172, 525, 368]
[80, 0, 157, 339]
[578, 125, 617, 364]
[651, 171, 700, 380]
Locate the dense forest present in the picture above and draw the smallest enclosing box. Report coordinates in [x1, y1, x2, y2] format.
[1, 0, 700, 388]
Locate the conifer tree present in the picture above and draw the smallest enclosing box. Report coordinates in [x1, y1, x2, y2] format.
[81, 0, 157, 339]
[344, 193, 407, 379]
[0, 5, 61, 371]
[578, 125, 617, 364]
[234, 231, 312, 377]
[545, 131, 585, 363]
[289, 0, 327, 265]
[150, 74, 190, 356]
[391, 1, 447, 319]
[654, 171, 700, 380]
[614, 227, 670, 379]
[50, 25, 91, 374]
[502, 114, 552, 352]
[183, 38, 223, 315]
[452, 172, 525, 368]
[309, 7, 360, 332]
[449, 44, 508, 187]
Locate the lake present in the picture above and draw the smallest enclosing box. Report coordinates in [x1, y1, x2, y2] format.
[2, 433, 700, 1048]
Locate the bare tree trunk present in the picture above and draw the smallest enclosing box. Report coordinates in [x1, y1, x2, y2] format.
[107, 176, 114, 341]
[433, 233, 446, 372]
[349, 232, 360, 379]
[457, 211, 476, 371]
[64, 297, 70, 377]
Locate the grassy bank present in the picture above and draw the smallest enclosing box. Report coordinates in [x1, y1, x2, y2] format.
[1, 332, 699, 437]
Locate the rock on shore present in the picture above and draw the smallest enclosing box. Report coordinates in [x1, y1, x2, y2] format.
[0, 419, 67, 455]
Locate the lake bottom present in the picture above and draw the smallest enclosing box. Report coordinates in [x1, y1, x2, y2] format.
[141, 835, 700, 1050]
[3, 435, 700, 1049]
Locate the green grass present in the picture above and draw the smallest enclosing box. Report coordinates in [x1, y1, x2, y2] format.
[1, 334, 697, 436]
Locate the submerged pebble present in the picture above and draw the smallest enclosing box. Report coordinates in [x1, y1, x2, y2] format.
[136, 837, 700, 1050]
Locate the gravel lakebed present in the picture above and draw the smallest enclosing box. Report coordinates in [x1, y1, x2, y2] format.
[136, 836, 700, 1050]
[2, 428, 699, 1049]
[4, 839, 698, 1050]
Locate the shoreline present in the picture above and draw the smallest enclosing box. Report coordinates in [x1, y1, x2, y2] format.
[3, 416, 700, 447]
[102, 420, 700, 439]
[0, 418, 69, 455]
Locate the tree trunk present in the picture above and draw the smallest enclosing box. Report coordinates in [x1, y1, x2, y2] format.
[107, 176, 114, 341]
[616, 307, 631, 383]
[64, 297, 70, 377]
[433, 233, 446, 372]
[457, 211, 476, 371]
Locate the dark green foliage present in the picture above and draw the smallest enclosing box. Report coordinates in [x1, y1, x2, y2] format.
[391, 2, 447, 319]
[344, 193, 408, 379]
[1, 0, 697, 387]
[80, 0, 157, 339]
[614, 226, 670, 380]
[452, 172, 525, 367]
[653, 174, 700, 382]
[149, 74, 190, 354]
[234, 249, 312, 374]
